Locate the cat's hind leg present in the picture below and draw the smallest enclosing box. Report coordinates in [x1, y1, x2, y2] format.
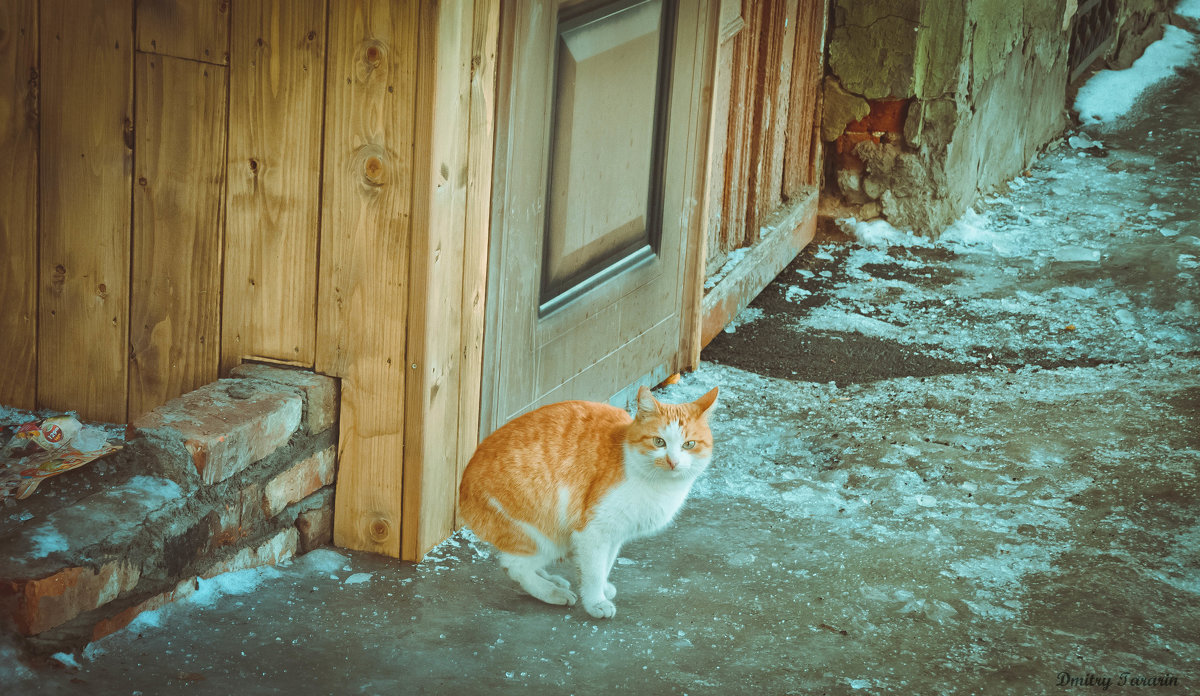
[498, 550, 577, 607]
[537, 568, 572, 590]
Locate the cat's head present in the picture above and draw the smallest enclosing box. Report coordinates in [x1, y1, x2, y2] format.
[625, 385, 719, 480]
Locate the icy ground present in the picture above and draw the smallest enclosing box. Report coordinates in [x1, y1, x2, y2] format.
[8, 14, 1200, 696]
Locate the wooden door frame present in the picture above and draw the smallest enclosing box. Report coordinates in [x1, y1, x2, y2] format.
[330, 0, 500, 562]
[398, 0, 500, 561]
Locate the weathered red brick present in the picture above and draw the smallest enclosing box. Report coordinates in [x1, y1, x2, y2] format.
[844, 97, 911, 134]
[200, 527, 299, 579]
[1, 561, 139, 636]
[230, 363, 339, 434]
[130, 379, 302, 485]
[91, 576, 198, 641]
[262, 446, 336, 518]
[295, 500, 334, 553]
[211, 482, 263, 551]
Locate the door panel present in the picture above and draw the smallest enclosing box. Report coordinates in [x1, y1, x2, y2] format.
[484, 0, 710, 433]
[543, 0, 668, 305]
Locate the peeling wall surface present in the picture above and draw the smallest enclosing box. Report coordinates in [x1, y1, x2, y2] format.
[823, 0, 1171, 235]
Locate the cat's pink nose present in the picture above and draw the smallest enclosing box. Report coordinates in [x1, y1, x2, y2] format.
[666, 457, 678, 470]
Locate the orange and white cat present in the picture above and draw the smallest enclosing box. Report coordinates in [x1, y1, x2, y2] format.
[459, 385, 719, 619]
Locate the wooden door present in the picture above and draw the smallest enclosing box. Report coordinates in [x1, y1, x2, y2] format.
[483, 0, 713, 432]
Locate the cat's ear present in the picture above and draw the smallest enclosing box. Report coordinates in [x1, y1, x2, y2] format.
[693, 386, 719, 417]
[636, 385, 659, 416]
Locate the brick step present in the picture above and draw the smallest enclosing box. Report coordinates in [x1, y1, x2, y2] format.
[1, 366, 339, 656]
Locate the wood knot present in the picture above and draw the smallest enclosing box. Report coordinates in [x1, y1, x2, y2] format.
[368, 518, 391, 542]
[364, 156, 385, 185]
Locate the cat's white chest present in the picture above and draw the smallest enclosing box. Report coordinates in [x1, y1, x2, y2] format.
[592, 479, 691, 542]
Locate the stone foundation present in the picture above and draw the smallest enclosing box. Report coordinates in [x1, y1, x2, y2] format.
[0, 365, 338, 654]
[820, 0, 1173, 236]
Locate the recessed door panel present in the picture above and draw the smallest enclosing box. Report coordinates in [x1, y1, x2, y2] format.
[543, 0, 669, 308]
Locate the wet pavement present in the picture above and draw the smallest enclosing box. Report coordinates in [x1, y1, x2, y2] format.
[8, 25, 1200, 696]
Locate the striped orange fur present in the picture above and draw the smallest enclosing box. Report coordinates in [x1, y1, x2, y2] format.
[458, 385, 718, 618]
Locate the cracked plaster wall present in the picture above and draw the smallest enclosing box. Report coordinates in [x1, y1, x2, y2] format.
[823, 0, 1171, 236]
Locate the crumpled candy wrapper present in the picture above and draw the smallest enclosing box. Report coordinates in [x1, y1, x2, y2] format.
[1, 415, 123, 500]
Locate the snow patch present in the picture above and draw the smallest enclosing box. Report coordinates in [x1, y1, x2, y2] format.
[51, 652, 81, 669]
[121, 475, 184, 502]
[704, 247, 751, 290]
[836, 217, 929, 249]
[302, 548, 350, 574]
[1074, 25, 1198, 126]
[723, 306, 764, 333]
[27, 524, 69, 558]
[940, 209, 1023, 257]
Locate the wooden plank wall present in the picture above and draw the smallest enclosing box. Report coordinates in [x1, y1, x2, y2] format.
[0, 0, 38, 409]
[455, 0, 501, 529]
[705, 0, 826, 274]
[783, 0, 826, 196]
[401, 0, 486, 559]
[2, 0, 499, 561]
[38, 0, 133, 424]
[222, 0, 326, 374]
[318, 0, 420, 558]
[129, 52, 226, 417]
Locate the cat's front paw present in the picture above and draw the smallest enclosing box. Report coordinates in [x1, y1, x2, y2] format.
[604, 582, 617, 600]
[584, 597, 616, 619]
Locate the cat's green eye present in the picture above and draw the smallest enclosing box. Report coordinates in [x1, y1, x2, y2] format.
[683, 440, 696, 450]
[652, 437, 666, 448]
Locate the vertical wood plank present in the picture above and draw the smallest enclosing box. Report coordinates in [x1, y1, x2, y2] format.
[402, 0, 473, 561]
[38, 0, 133, 423]
[129, 54, 226, 418]
[136, 0, 230, 64]
[721, 0, 753, 253]
[763, 0, 797, 213]
[454, 0, 500, 527]
[783, 0, 826, 197]
[678, 0, 720, 372]
[223, 0, 325, 373]
[743, 0, 780, 246]
[0, 0, 38, 409]
[478, 0, 545, 436]
[318, 0, 420, 558]
[702, 1, 741, 277]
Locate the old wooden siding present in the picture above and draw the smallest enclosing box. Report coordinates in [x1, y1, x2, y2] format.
[705, 0, 826, 277]
[0, 0, 38, 409]
[129, 53, 226, 418]
[37, 0, 134, 424]
[688, 0, 826, 354]
[221, 0, 326, 374]
[1, 0, 499, 561]
[318, 0, 420, 558]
